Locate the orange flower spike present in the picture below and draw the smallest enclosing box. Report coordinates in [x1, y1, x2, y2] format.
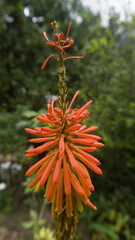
[25, 21, 104, 240]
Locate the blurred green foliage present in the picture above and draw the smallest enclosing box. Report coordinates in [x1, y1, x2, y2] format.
[0, 0, 135, 239]
[22, 209, 55, 240]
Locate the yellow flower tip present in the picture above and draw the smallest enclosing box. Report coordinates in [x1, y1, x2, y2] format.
[34, 184, 40, 192]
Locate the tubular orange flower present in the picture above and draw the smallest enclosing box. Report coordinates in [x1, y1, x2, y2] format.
[25, 91, 104, 214]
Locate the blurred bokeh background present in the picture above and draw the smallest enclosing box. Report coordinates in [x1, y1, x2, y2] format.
[0, 0, 135, 239]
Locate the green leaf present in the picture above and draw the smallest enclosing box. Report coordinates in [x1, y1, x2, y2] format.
[22, 221, 34, 229]
[30, 209, 38, 220]
[22, 110, 38, 118]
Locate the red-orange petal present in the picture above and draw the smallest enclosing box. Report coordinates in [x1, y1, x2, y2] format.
[64, 56, 84, 60]
[77, 146, 97, 153]
[67, 91, 79, 112]
[70, 132, 101, 141]
[41, 54, 57, 70]
[26, 139, 59, 154]
[76, 161, 90, 179]
[81, 126, 98, 134]
[41, 126, 61, 133]
[47, 179, 56, 202]
[43, 31, 50, 41]
[62, 22, 71, 47]
[29, 137, 56, 143]
[67, 136, 93, 146]
[36, 116, 59, 124]
[68, 167, 86, 197]
[70, 144, 100, 165]
[76, 100, 92, 116]
[63, 156, 71, 196]
[87, 200, 97, 210]
[25, 152, 55, 176]
[65, 124, 81, 133]
[91, 142, 105, 148]
[65, 144, 77, 168]
[59, 134, 65, 159]
[39, 152, 58, 187]
[55, 108, 65, 123]
[25, 128, 37, 135]
[63, 39, 74, 49]
[29, 173, 42, 188]
[47, 42, 66, 56]
[52, 157, 62, 184]
[73, 151, 102, 175]
[56, 170, 63, 211]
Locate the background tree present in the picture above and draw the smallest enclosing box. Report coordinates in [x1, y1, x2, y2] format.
[0, 0, 135, 239]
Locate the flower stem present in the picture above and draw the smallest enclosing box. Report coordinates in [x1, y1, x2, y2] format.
[52, 21, 67, 114]
[52, 195, 78, 240]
